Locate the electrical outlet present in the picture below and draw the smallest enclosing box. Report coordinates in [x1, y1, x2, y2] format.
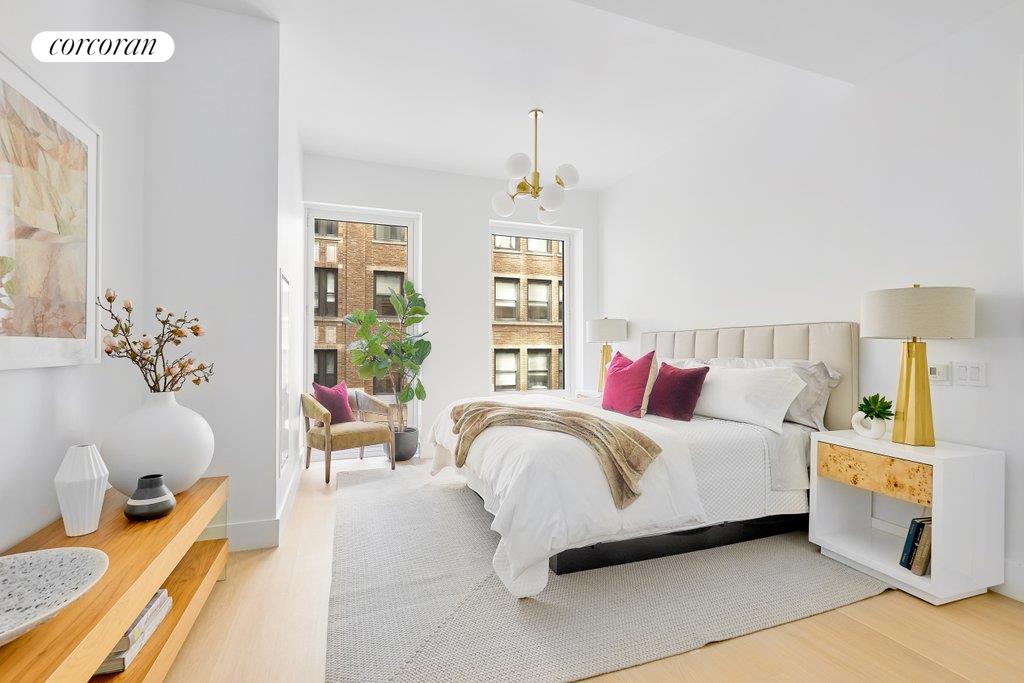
[952, 361, 988, 387]
[928, 362, 951, 385]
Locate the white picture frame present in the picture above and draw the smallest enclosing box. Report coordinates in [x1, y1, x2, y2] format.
[0, 48, 102, 370]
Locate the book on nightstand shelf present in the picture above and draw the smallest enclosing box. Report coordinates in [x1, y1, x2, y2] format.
[93, 589, 172, 676]
[900, 517, 932, 574]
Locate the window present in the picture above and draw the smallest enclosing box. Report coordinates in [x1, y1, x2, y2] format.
[374, 271, 404, 316]
[558, 349, 564, 390]
[373, 375, 393, 395]
[557, 281, 563, 322]
[373, 224, 406, 242]
[494, 235, 517, 250]
[314, 219, 339, 236]
[526, 238, 549, 253]
[527, 280, 550, 321]
[555, 240, 563, 255]
[494, 350, 519, 391]
[527, 349, 551, 389]
[314, 349, 337, 387]
[494, 278, 519, 320]
[314, 267, 338, 317]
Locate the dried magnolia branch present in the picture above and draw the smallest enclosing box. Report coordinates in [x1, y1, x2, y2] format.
[97, 288, 215, 392]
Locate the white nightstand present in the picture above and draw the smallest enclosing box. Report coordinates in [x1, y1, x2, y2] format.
[810, 430, 1004, 605]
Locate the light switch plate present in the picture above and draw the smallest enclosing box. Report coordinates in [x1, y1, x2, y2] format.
[928, 362, 951, 385]
[952, 361, 988, 387]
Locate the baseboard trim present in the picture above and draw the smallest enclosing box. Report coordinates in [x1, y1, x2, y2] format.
[994, 558, 1024, 602]
[224, 516, 279, 551]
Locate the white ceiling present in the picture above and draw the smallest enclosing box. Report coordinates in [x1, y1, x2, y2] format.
[182, 0, 1013, 190]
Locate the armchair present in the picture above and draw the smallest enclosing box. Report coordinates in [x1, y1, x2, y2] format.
[301, 389, 396, 484]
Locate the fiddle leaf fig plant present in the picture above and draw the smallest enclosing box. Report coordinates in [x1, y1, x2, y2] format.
[343, 280, 430, 432]
[857, 393, 894, 421]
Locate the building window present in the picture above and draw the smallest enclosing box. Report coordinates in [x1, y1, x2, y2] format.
[373, 224, 407, 242]
[314, 267, 338, 317]
[527, 349, 551, 389]
[314, 218, 339, 236]
[374, 271, 404, 316]
[314, 349, 337, 387]
[555, 240, 563, 255]
[494, 350, 519, 391]
[494, 278, 519, 320]
[558, 349, 564, 390]
[558, 281, 563, 322]
[527, 280, 550, 321]
[494, 235, 517, 250]
[526, 238, 549, 253]
[373, 375, 393, 395]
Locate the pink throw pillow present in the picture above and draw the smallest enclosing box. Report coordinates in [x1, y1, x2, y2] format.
[647, 363, 710, 421]
[312, 382, 355, 424]
[601, 351, 659, 417]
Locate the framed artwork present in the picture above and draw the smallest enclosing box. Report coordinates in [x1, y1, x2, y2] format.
[0, 49, 101, 370]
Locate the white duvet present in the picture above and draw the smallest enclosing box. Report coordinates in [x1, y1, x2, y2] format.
[429, 394, 707, 597]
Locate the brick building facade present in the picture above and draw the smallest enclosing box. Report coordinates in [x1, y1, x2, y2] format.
[491, 235, 564, 391]
[312, 219, 407, 396]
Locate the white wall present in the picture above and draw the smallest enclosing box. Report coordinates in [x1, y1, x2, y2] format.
[0, 0, 148, 550]
[303, 155, 600, 449]
[145, 1, 283, 549]
[598, 5, 1024, 599]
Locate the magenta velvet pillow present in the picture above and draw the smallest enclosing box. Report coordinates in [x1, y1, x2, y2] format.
[312, 382, 355, 424]
[647, 363, 710, 421]
[601, 351, 659, 417]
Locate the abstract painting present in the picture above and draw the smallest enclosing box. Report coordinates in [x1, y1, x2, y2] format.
[0, 49, 99, 369]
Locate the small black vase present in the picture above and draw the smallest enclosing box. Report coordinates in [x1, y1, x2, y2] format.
[124, 474, 176, 521]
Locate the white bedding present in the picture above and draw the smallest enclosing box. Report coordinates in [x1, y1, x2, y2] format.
[429, 394, 812, 597]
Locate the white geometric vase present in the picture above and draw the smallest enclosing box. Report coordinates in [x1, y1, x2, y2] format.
[54, 444, 109, 537]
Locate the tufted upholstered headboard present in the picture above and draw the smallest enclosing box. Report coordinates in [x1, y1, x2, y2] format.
[639, 322, 859, 431]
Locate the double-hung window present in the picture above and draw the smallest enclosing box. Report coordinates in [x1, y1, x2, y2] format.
[373, 224, 406, 242]
[494, 235, 517, 250]
[374, 271, 404, 316]
[494, 278, 519, 320]
[527, 280, 550, 321]
[526, 238, 549, 253]
[314, 349, 337, 386]
[527, 349, 551, 389]
[314, 267, 338, 317]
[494, 350, 519, 390]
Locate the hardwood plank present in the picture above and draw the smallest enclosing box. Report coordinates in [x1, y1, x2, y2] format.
[0, 477, 228, 683]
[818, 442, 933, 505]
[94, 539, 228, 682]
[840, 590, 1024, 682]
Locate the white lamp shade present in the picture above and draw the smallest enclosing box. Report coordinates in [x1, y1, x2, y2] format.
[491, 191, 515, 218]
[504, 152, 532, 179]
[537, 206, 558, 225]
[538, 182, 565, 211]
[586, 318, 627, 343]
[555, 163, 579, 190]
[861, 286, 975, 339]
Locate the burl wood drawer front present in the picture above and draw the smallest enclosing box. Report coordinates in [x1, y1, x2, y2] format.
[817, 442, 933, 506]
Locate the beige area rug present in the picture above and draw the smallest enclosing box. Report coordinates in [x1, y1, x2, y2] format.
[327, 463, 885, 682]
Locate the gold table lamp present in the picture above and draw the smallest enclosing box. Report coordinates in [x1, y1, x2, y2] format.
[861, 285, 975, 446]
[586, 318, 627, 391]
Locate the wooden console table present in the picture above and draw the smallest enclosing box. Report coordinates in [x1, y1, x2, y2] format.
[0, 477, 228, 682]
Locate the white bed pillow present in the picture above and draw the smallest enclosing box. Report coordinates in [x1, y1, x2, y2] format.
[693, 366, 806, 433]
[704, 358, 841, 430]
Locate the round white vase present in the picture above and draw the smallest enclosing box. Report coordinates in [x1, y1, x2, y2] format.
[102, 392, 215, 495]
[851, 411, 887, 439]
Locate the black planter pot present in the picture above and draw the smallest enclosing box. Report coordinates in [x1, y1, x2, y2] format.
[393, 428, 419, 461]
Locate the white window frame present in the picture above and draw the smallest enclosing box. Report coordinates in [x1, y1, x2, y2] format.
[305, 203, 422, 431]
[489, 219, 579, 397]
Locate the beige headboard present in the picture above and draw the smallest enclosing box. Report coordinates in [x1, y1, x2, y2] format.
[640, 322, 859, 431]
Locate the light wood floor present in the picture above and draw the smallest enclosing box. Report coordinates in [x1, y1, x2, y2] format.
[168, 456, 1024, 682]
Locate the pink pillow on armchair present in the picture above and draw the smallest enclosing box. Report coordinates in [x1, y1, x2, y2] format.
[601, 351, 659, 417]
[312, 382, 355, 424]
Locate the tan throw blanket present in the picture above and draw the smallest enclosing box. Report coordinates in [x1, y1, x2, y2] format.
[450, 401, 662, 509]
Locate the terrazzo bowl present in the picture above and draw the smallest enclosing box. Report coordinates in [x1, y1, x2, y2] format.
[0, 547, 109, 647]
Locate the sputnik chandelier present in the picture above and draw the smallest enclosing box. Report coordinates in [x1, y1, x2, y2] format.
[491, 109, 579, 225]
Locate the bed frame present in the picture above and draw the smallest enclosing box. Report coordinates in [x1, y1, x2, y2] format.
[550, 321, 859, 575]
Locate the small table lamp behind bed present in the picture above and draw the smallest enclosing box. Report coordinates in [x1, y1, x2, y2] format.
[586, 318, 628, 392]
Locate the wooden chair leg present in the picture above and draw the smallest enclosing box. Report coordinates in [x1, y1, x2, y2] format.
[305, 446, 312, 469]
[325, 443, 332, 484]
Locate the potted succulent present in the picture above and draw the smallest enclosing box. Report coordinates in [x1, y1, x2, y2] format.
[343, 280, 431, 460]
[851, 393, 893, 439]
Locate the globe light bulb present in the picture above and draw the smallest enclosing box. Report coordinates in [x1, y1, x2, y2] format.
[504, 153, 532, 179]
[555, 163, 579, 190]
[538, 182, 565, 211]
[538, 207, 558, 225]
[491, 191, 515, 218]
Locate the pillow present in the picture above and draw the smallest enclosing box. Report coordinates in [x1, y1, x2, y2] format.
[661, 358, 707, 370]
[312, 382, 355, 424]
[647, 364, 710, 421]
[704, 358, 841, 430]
[693, 366, 806, 433]
[602, 351, 659, 417]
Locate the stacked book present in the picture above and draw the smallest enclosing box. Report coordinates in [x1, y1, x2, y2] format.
[899, 517, 932, 576]
[94, 588, 173, 676]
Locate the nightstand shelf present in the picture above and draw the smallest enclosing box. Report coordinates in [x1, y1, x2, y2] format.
[810, 431, 1003, 605]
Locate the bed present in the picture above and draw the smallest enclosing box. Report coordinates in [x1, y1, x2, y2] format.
[430, 321, 859, 597]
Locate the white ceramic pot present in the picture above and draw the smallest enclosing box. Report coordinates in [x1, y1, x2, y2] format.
[54, 444, 109, 536]
[851, 411, 887, 439]
[101, 392, 215, 495]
